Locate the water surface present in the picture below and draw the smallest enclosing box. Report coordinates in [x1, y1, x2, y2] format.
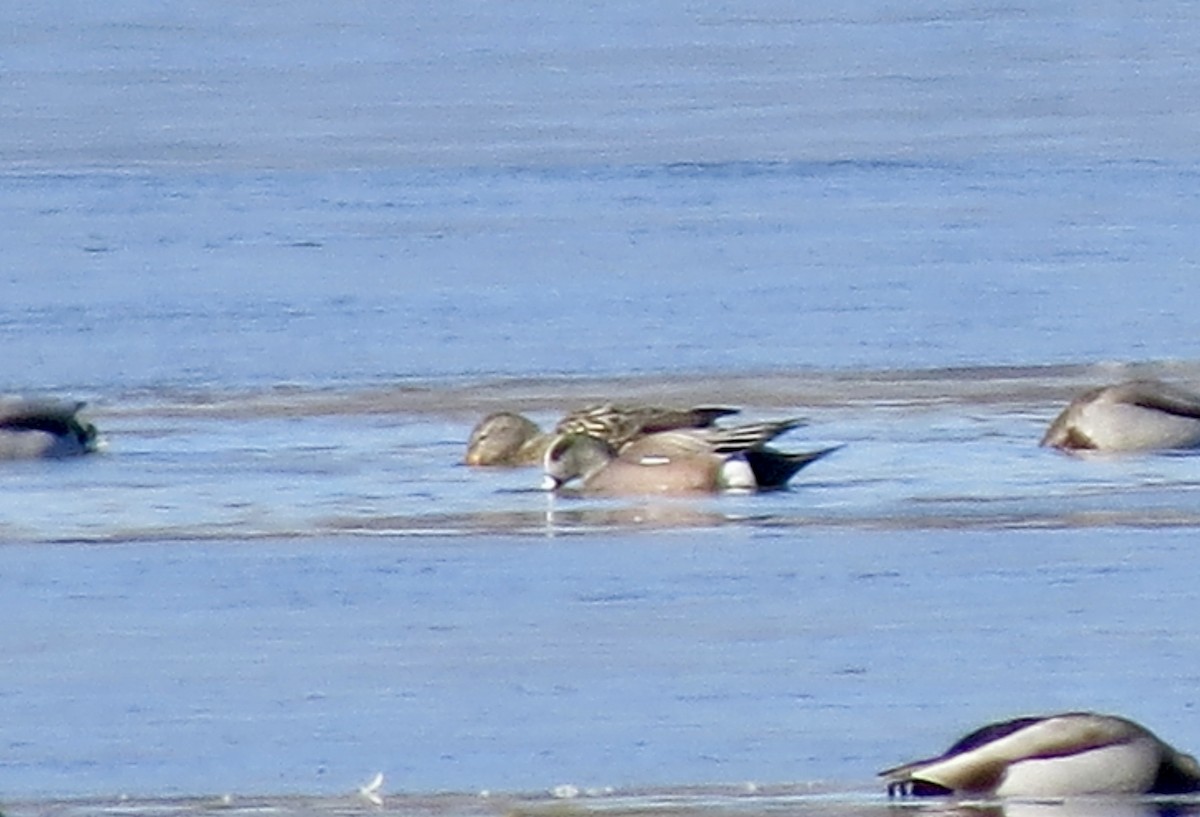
[4, 526, 1200, 803]
[3, 1, 1200, 812]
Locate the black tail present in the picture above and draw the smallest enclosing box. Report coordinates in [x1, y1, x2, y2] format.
[744, 445, 841, 488]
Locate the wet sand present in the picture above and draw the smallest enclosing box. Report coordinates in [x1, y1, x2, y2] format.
[87, 361, 1200, 421]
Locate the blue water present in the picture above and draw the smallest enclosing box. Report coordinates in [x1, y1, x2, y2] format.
[4, 0, 1200, 809]
[6, 160, 1200, 391]
[6, 528, 1200, 803]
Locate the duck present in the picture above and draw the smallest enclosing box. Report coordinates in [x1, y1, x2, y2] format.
[881, 712, 1200, 799]
[541, 417, 839, 495]
[464, 403, 740, 467]
[553, 403, 739, 449]
[1041, 379, 1200, 452]
[464, 411, 549, 467]
[0, 399, 100, 460]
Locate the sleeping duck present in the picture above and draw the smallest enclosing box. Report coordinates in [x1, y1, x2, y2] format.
[1041, 380, 1200, 452]
[882, 711, 1200, 798]
[0, 399, 100, 460]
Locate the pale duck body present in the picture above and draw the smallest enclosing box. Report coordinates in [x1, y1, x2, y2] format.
[882, 712, 1200, 799]
[1041, 380, 1200, 452]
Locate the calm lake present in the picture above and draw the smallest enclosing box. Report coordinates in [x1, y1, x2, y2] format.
[3, 2, 1200, 815]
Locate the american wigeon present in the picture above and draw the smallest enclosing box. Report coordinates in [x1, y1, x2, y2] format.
[541, 418, 839, 495]
[882, 712, 1200, 798]
[0, 399, 100, 460]
[1041, 379, 1200, 452]
[464, 403, 741, 467]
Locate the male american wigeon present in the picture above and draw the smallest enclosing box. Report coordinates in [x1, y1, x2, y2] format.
[464, 403, 740, 467]
[1041, 379, 1200, 452]
[0, 399, 100, 460]
[541, 417, 839, 495]
[882, 711, 1200, 798]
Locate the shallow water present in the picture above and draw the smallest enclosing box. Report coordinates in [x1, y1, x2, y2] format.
[7, 789, 1200, 817]
[5, 365, 1200, 544]
[4, 0, 1200, 811]
[6, 526, 1200, 803]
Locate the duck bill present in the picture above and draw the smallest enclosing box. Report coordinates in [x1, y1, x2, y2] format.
[540, 474, 562, 491]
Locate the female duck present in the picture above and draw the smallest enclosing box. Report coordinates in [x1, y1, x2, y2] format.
[464, 412, 549, 467]
[0, 399, 100, 460]
[1041, 380, 1200, 452]
[882, 712, 1200, 798]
